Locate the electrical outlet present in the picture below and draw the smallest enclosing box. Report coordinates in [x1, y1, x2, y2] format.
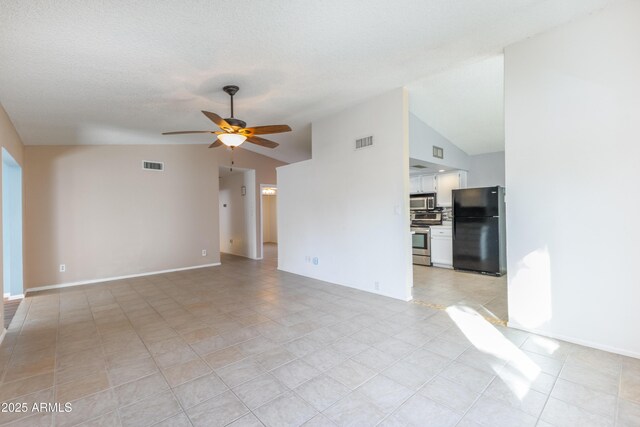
[312, 257, 319, 265]
[59, 264, 66, 273]
[202, 249, 207, 256]
[374, 281, 380, 291]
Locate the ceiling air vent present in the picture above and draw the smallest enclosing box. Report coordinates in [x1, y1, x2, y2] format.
[433, 146, 444, 159]
[411, 164, 427, 169]
[142, 161, 164, 171]
[355, 136, 373, 150]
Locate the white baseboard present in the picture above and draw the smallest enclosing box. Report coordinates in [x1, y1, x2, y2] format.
[0, 328, 6, 347]
[508, 321, 640, 360]
[431, 263, 453, 269]
[221, 251, 261, 261]
[25, 263, 221, 294]
[276, 266, 413, 302]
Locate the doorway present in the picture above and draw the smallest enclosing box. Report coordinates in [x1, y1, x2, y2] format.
[2, 148, 23, 300]
[260, 184, 277, 264]
[218, 167, 258, 259]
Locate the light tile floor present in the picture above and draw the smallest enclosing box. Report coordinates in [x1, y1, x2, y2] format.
[0, 244, 638, 426]
[413, 265, 508, 323]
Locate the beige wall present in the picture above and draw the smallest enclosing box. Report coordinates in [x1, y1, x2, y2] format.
[262, 194, 277, 243]
[24, 144, 285, 290]
[0, 103, 25, 332]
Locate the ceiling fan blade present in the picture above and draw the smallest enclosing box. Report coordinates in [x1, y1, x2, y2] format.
[201, 111, 231, 130]
[162, 131, 215, 135]
[247, 135, 279, 148]
[208, 140, 223, 148]
[244, 125, 291, 135]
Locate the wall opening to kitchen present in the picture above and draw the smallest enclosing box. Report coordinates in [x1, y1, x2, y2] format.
[406, 54, 508, 324]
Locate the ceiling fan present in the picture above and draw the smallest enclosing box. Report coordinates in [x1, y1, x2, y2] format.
[162, 85, 291, 149]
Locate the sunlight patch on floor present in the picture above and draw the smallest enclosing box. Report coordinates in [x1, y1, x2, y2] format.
[446, 304, 541, 401]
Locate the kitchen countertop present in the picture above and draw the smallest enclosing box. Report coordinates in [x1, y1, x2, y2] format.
[431, 221, 452, 228]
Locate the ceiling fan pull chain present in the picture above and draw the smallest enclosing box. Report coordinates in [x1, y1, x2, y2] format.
[230, 146, 235, 172]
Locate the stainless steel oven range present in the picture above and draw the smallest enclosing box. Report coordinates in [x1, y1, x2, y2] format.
[410, 210, 442, 266]
[411, 227, 431, 266]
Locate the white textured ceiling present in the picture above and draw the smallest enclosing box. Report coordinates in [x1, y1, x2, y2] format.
[0, 0, 616, 162]
[407, 55, 505, 155]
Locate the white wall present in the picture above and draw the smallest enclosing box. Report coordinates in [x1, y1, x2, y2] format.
[468, 151, 505, 188]
[219, 170, 257, 259]
[278, 88, 413, 301]
[409, 113, 470, 171]
[505, 0, 640, 357]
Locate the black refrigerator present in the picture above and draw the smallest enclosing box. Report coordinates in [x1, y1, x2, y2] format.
[452, 186, 506, 276]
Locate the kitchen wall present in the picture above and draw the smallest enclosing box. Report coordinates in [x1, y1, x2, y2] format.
[504, 0, 640, 357]
[0, 103, 25, 337]
[468, 151, 505, 188]
[24, 145, 284, 290]
[278, 88, 413, 301]
[409, 113, 470, 171]
[219, 170, 257, 258]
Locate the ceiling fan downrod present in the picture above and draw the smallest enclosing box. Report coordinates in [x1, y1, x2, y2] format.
[223, 85, 239, 119]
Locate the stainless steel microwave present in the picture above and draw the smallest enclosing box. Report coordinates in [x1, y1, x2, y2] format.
[410, 195, 435, 211]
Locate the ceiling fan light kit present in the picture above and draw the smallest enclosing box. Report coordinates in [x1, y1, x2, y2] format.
[217, 133, 247, 147]
[162, 85, 291, 150]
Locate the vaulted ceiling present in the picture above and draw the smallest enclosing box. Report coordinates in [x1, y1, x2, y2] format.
[0, 0, 616, 162]
[407, 55, 505, 155]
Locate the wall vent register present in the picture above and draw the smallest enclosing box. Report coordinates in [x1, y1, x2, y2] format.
[355, 136, 373, 150]
[142, 161, 164, 171]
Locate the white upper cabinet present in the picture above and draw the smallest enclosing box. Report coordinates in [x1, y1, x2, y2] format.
[435, 171, 468, 207]
[420, 175, 436, 193]
[410, 174, 435, 194]
[410, 176, 422, 194]
[410, 171, 467, 201]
